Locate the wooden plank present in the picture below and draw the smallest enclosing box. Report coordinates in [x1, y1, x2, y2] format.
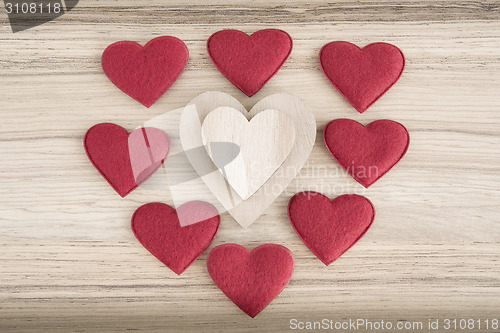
[0, 0, 499, 332]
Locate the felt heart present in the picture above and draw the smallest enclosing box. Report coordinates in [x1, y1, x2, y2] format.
[207, 244, 294, 317]
[323, 119, 409, 187]
[207, 29, 293, 97]
[102, 36, 189, 108]
[131, 201, 220, 275]
[180, 92, 316, 228]
[320, 42, 405, 113]
[288, 191, 375, 265]
[84, 123, 170, 197]
[201, 107, 295, 200]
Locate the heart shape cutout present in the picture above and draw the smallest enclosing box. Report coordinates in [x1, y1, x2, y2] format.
[207, 244, 294, 317]
[102, 36, 189, 108]
[323, 119, 409, 187]
[201, 107, 295, 200]
[207, 29, 293, 97]
[288, 192, 375, 265]
[180, 92, 316, 228]
[320, 42, 405, 113]
[84, 123, 170, 197]
[131, 201, 220, 275]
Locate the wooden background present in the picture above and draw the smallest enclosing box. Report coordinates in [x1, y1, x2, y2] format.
[1, 1, 499, 332]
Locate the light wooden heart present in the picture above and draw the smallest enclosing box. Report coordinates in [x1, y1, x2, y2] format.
[179, 92, 316, 228]
[201, 107, 295, 200]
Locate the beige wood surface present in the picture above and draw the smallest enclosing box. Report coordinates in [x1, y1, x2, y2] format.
[0, 1, 499, 332]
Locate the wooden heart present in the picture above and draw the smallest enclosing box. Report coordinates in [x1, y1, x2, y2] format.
[179, 92, 316, 228]
[201, 107, 295, 200]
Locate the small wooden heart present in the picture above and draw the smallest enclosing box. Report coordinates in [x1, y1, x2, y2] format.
[179, 92, 316, 228]
[201, 107, 295, 200]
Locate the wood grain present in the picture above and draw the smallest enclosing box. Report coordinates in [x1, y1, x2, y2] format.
[0, 0, 499, 332]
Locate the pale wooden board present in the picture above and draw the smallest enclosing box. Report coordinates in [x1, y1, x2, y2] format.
[0, 1, 499, 332]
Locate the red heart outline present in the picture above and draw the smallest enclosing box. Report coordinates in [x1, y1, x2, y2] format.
[132, 202, 220, 275]
[320, 41, 405, 113]
[102, 36, 189, 108]
[84, 123, 170, 197]
[207, 243, 294, 317]
[288, 192, 375, 265]
[323, 119, 410, 187]
[207, 29, 293, 97]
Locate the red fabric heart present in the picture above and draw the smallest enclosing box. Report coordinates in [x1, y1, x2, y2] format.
[84, 123, 170, 197]
[320, 42, 405, 113]
[207, 29, 293, 97]
[207, 244, 294, 318]
[288, 192, 375, 265]
[132, 202, 220, 275]
[323, 119, 409, 187]
[102, 36, 189, 108]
